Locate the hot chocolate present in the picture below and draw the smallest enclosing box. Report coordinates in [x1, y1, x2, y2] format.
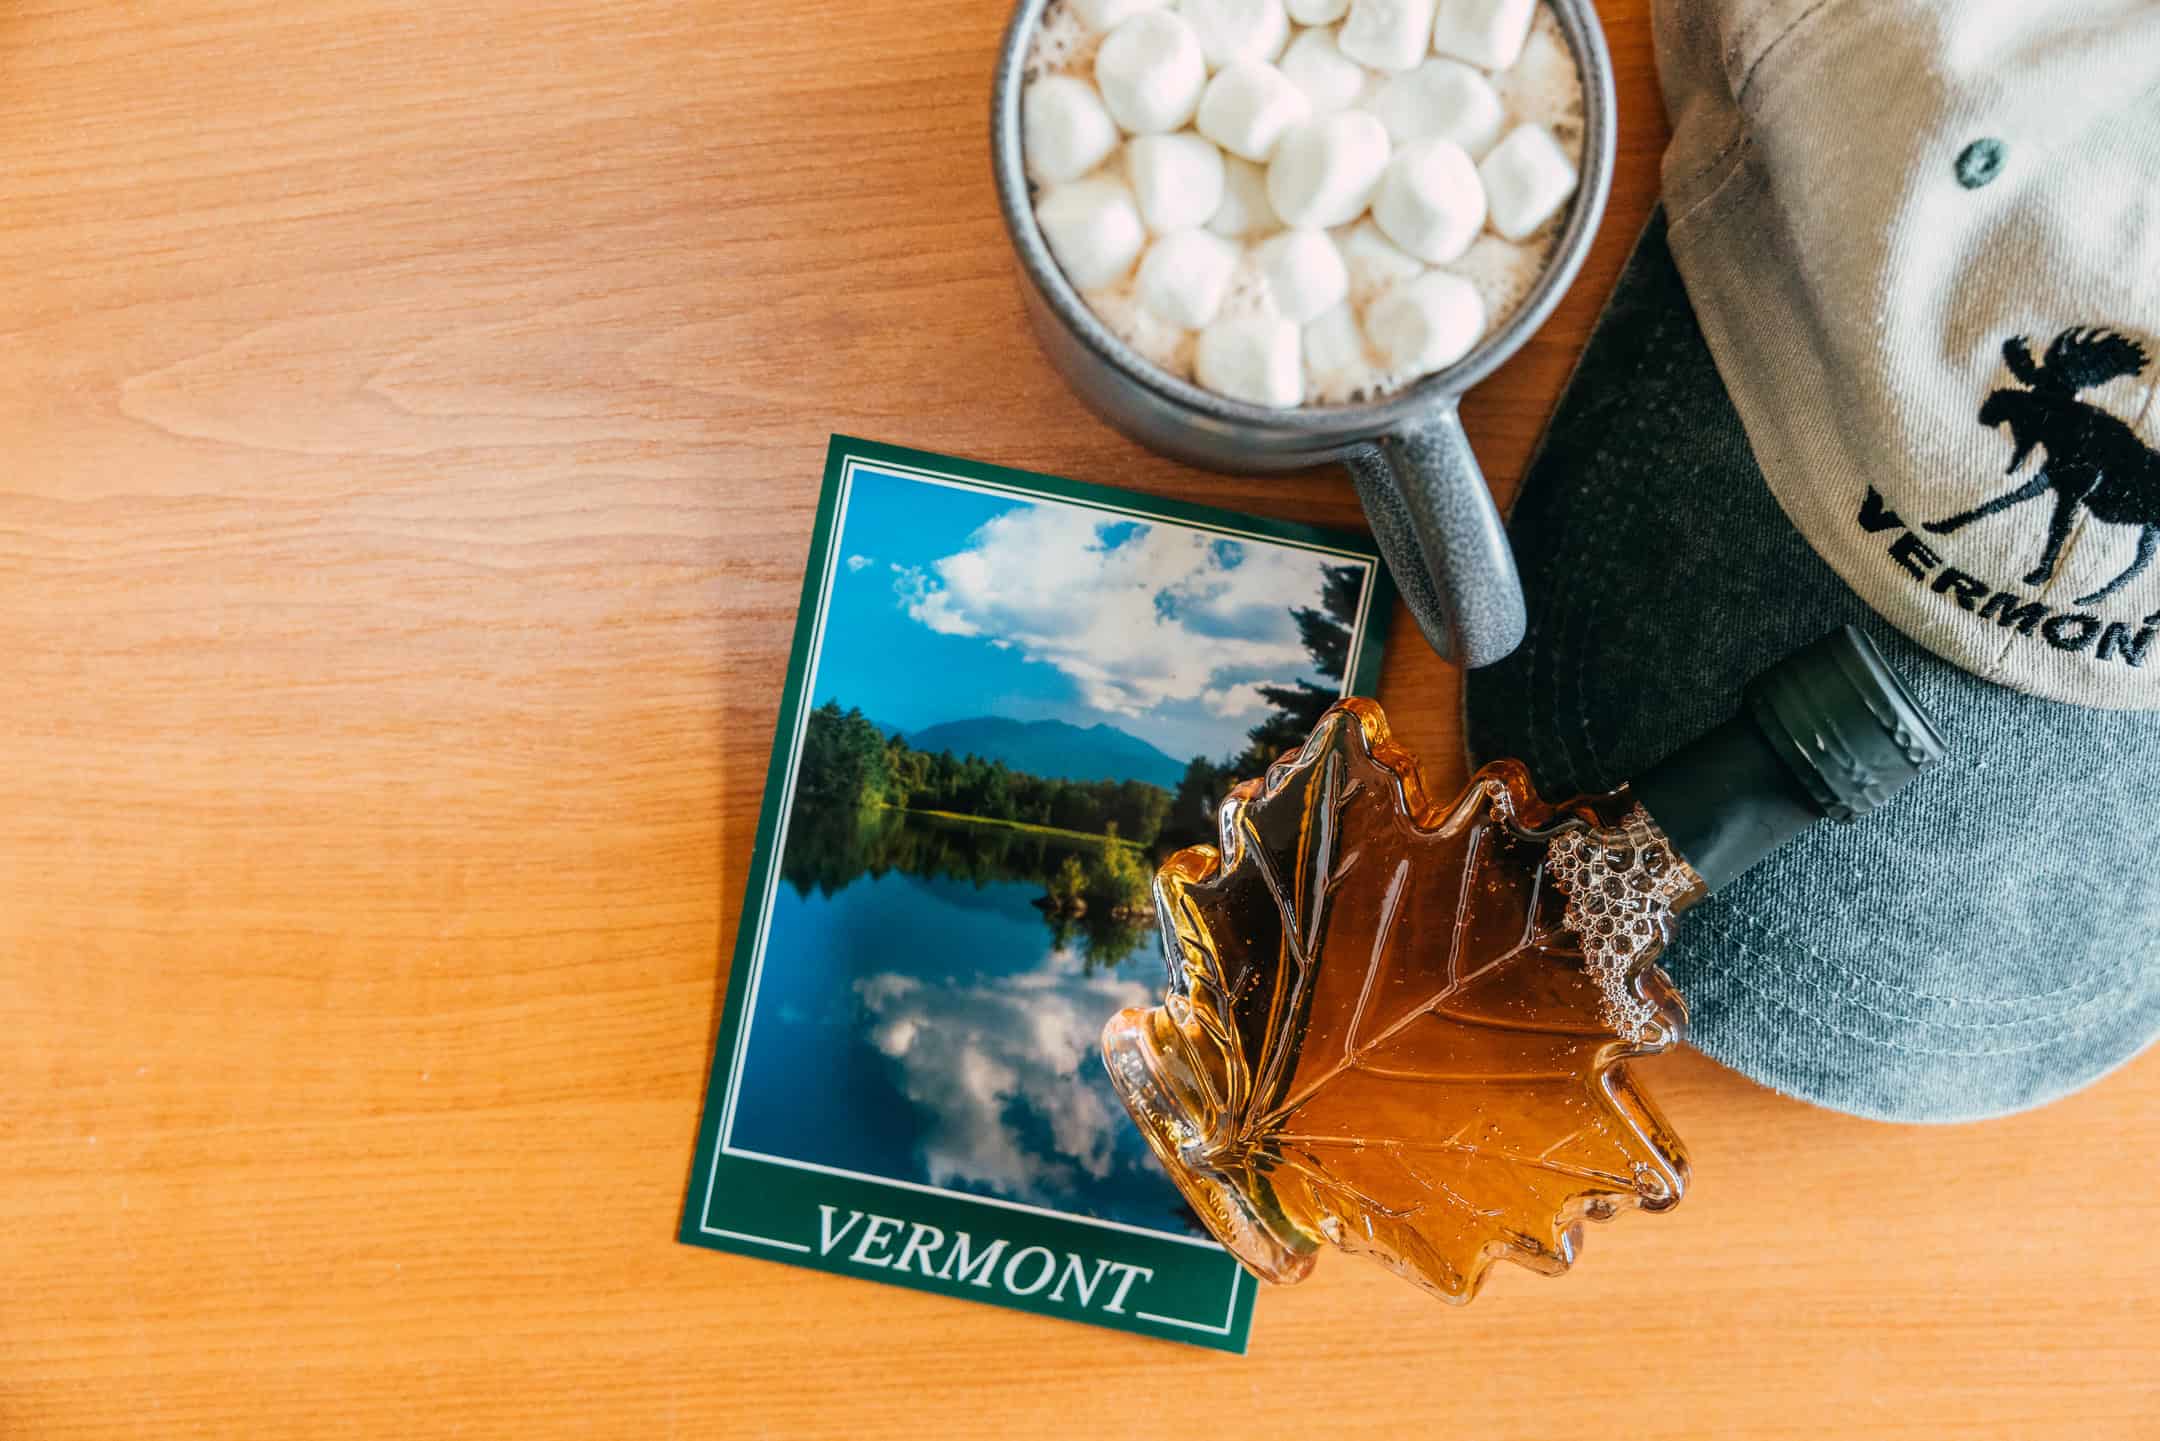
[1022, 0, 1585, 407]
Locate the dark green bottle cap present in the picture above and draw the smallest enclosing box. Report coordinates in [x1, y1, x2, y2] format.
[1631, 627, 1948, 894]
[1745, 626, 1949, 822]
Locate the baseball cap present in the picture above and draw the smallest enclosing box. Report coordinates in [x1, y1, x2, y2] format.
[1463, 0, 2160, 1121]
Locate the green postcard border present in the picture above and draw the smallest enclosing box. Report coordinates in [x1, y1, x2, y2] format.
[678, 435, 1395, 1353]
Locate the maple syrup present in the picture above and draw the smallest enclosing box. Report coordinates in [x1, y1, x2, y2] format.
[1104, 627, 1946, 1303]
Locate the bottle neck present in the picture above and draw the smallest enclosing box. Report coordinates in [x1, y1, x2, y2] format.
[1626, 714, 1825, 897]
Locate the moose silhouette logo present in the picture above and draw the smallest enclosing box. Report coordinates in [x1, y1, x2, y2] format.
[1924, 328, 2160, 606]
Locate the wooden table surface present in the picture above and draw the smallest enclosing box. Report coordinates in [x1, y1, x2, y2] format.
[4, 2, 2155, 1437]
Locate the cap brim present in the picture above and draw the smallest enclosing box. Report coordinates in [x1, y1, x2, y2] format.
[1465, 212, 2160, 1122]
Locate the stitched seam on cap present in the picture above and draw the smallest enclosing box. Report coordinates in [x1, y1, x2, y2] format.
[1733, 0, 1844, 107]
[1666, 113, 1748, 217]
[1667, 128, 1764, 238]
[1696, 916, 2145, 1057]
[1667, 0, 1849, 198]
[1713, 942, 2124, 1059]
[1708, 906, 2135, 1031]
[1716, 901, 2137, 1008]
[1702, 713, 2141, 1015]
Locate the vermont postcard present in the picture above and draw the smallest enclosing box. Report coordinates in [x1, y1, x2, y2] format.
[680, 437, 1392, 1350]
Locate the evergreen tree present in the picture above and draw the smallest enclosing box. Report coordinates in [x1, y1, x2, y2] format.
[1231, 563, 1364, 776]
[1161, 755, 1231, 852]
[796, 702, 894, 811]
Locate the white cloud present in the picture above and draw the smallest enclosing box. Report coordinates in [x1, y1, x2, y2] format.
[1200, 680, 1271, 719]
[872, 1018, 919, 1057]
[893, 564, 983, 637]
[891, 507, 1350, 716]
[856, 973, 920, 1008]
[846, 553, 874, 573]
[853, 947, 1154, 1200]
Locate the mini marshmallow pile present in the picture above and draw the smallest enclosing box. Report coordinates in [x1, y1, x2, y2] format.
[1023, 0, 1582, 407]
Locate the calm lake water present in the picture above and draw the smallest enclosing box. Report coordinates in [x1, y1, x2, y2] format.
[730, 808, 1205, 1239]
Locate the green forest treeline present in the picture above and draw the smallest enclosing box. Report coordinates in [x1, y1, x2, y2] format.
[791, 560, 1366, 911]
[795, 703, 1174, 844]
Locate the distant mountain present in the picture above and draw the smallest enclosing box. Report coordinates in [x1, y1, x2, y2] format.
[902, 716, 1185, 791]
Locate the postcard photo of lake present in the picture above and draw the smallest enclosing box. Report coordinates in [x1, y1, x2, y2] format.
[682, 439, 1389, 1345]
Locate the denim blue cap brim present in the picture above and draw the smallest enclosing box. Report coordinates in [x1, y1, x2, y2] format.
[1463, 212, 2160, 1123]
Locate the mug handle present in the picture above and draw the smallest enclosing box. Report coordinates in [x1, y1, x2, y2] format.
[1344, 406, 1526, 669]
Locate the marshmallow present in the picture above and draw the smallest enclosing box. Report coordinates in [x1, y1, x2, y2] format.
[1128, 132, 1228, 232]
[1072, 0, 1172, 28]
[1136, 228, 1242, 328]
[1372, 137, 1485, 263]
[1196, 62, 1311, 162]
[1338, 0, 1439, 72]
[1368, 59, 1505, 154]
[1256, 229, 1348, 322]
[1478, 122, 1578, 240]
[1303, 301, 1370, 386]
[1365, 271, 1485, 373]
[1431, 0, 1536, 70]
[1277, 28, 1368, 116]
[1023, 76, 1122, 184]
[1207, 154, 1280, 236]
[1286, 0, 1349, 19]
[1196, 314, 1303, 405]
[1338, 218, 1425, 301]
[1267, 111, 1390, 229]
[1095, 11, 1209, 134]
[1177, 0, 1289, 69]
[1036, 176, 1149, 290]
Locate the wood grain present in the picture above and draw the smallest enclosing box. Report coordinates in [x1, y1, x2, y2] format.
[1, 2, 2152, 1437]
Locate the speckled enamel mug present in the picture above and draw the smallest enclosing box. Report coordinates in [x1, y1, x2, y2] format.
[990, 0, 1616, 667]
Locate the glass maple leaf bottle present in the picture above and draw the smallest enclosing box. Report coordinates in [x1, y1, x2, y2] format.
[1102, 627, 1947, 1304]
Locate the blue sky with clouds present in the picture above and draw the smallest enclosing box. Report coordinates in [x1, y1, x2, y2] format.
[809, 467, 1362, 765]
